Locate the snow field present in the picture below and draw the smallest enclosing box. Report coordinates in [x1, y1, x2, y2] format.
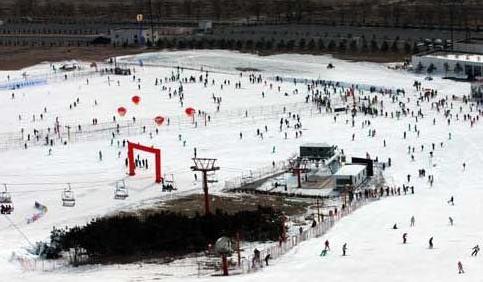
[0, 50, 479, 281]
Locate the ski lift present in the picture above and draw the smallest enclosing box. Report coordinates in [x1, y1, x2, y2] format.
[272, 177, 287, 189]
[207, 171, 218, 183]
[114, 180, 128, 200]
[0, 184, 13, 215]
[162, 174, 178, 192]
[61, 184, 75, 207]
[0, 184, 12, 204]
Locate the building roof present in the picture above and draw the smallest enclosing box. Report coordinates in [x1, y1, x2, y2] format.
[458, 38, 483, 44]
[335, 164, 366, 176]
[301, 142, 332, 148]
[424, 51, 483, 64]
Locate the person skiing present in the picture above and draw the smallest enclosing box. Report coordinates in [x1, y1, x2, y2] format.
[449, 216, 454, 226]
[393, 223, 398, 229]
[342, 243, 347, 256]
[471, 245, 480, 256]
[264, 254, 271, 266]
[458, 261, 464, 274]
[99, 150, 103, 161]
[410, 216, 415, 227]
[447, 196, 454, 205]
[311, 219, 317, 228]
[429, 237, 434, 249]
[324, 240, 330, 251]
[403, 233, 408, 244]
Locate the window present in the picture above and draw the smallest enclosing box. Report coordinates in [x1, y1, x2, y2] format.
[474, 66, 482, 77]
[465, 64, 473, 76]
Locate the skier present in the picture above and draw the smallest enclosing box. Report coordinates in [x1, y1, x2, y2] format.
[403, 233, 408, 244]
[458, 261, 464, 274]
[264, 254, 271, 266]
[393, 223, 398, 229]
[99, 150, 103, 161]
[449, 217, 454, 226]
[324, 240, 330, 251]
[447, 196, 454, 205]
[471, 245, 480, 256]
[410, 216, 415, 227]
[429, 237, 434, 249]
[342, 243, 347, 256]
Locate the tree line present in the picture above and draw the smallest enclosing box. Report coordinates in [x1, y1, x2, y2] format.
[124, 35, 434, 56]
[3, 0, 482, 30]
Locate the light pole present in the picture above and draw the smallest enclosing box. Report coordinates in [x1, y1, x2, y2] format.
[136, 13, 144, 46]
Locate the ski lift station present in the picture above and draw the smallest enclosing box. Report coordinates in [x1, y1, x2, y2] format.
[299, 142, 336, 160]
[334, 164, 368, 191]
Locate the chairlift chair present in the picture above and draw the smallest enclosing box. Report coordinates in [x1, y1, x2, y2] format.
[0, 184, 12, 204]
[62, 184, 75, 207]
[0, 184, 13, 214]
[207, 171, 218, 183]
[272, 177, 287, 188]
[162, 174, 178, 192]
[114, 180, 128, 200]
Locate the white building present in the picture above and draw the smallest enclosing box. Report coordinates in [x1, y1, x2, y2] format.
[334, 164, 367, 190]
[198, 20, 213, 33]
[411, 38, 483, 79]
[110, 27, 194, 46]
[412, 51, 483, 78]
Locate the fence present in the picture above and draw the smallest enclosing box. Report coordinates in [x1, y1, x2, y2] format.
[223, 160, 290, 191]
[13, 256, 69, 272]
[238, 196, 379, 274]
[0, 100, 319, 151]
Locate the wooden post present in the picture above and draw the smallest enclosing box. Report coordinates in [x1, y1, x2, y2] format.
[222, 254, 229, 276]
[236, 232, 241, 267]
[316, 198, 321, 222]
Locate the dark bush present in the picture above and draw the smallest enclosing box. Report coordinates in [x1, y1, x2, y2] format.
[53, 206, 284, 262]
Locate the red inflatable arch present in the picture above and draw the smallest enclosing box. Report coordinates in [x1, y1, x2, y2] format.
[127, 142, 162, 183]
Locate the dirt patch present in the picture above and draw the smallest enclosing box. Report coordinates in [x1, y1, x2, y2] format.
[0, 46, 153, 70]
[235, 67, 262, 72]
[0, 45, 409, 71]
[140, 193, 309, 217]
[332, 51, 409, 63]
[254, 49, 408, 63]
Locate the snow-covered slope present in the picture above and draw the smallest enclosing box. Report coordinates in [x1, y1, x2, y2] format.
[0, 50, 479, 281]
